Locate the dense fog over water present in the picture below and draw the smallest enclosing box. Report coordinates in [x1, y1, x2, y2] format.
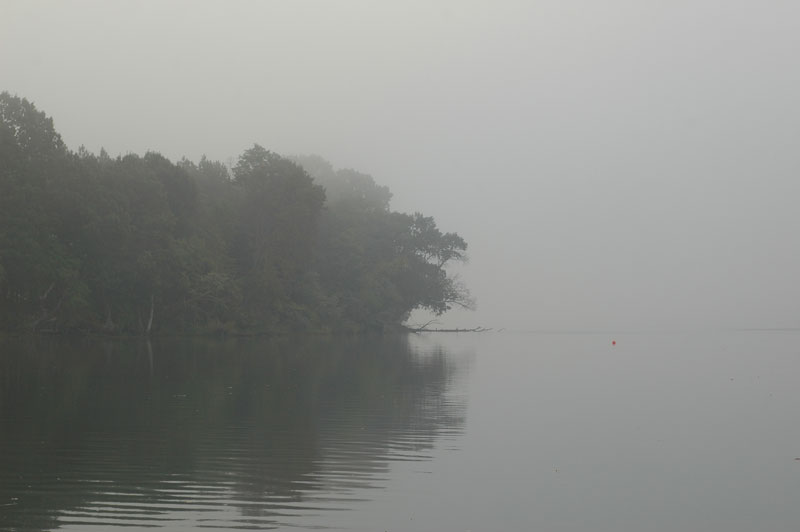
[4, 332, 800, 531]
[3, 1, 799, 331]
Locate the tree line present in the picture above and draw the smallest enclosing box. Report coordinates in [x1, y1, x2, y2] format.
[0, 92, 473, 335]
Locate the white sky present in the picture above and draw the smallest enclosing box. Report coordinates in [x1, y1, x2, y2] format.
[2, 0, 799, 331]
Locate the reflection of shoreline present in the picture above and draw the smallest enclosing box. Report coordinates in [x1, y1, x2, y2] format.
[0, 335, 468, 531]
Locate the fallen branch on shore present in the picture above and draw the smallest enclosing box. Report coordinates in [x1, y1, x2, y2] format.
[407, 325, 492, 333]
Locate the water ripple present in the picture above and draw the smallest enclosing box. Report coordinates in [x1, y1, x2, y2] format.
[0, 336, 469, 531]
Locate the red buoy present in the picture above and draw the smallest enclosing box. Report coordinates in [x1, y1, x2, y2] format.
[612, 340, 616, 346]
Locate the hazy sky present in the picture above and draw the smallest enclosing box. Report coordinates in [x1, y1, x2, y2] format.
[3, 0, 799, 331]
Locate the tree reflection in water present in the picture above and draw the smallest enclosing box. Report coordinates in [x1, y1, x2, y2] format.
[0, 334, 467, 530]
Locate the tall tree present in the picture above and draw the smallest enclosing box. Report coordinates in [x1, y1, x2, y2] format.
[297, 155, 473, 331]
[0, 92, 87, 331]
[232, 146, 326, 330]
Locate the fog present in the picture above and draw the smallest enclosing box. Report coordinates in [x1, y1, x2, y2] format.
[3, 0, 799, 331]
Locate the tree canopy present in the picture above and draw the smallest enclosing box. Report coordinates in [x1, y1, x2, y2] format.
[0, 92, 472, 334]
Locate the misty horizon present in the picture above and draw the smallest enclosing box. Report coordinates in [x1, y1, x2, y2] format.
[3, 0, 799, 331]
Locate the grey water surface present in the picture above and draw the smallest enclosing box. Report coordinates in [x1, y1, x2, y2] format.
[2, 331, 800, 531]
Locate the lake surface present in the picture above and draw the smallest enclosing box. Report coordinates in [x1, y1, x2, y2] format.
[2, 331, 800, 531]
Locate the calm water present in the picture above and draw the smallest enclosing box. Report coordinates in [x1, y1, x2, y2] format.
[2, 331, 800, 531]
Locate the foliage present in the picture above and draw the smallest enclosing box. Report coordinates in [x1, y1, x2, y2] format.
[0, 93, 472, 334]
